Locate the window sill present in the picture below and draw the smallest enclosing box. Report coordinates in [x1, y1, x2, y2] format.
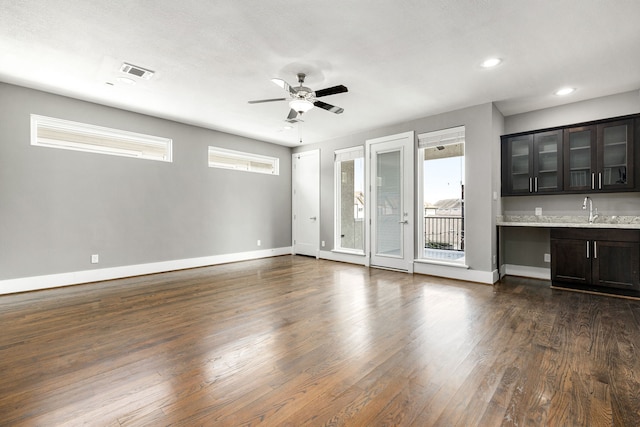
[332, 249, 365, 256]
[414, 259, 469, 269]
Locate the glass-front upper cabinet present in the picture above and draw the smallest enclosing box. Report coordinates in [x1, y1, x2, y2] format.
[503, 115, 637, 197]
[502, 130, 562, 195]
[503, 134, 532, 195]
[533, 130, 562, 193]
[598, 119, 634, 190]
[564, 119, 634, 192]
[564, 125, 596, 192]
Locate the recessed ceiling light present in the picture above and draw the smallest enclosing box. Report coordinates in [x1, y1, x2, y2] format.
[481, 58, 502, 68]
[555, 87, 576, 96]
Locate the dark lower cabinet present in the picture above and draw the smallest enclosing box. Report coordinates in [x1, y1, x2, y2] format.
[551, 228, 640, 294]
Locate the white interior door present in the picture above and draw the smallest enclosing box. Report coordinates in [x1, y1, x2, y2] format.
[292, 149, 320, 257]
[367, 132, 414, 272]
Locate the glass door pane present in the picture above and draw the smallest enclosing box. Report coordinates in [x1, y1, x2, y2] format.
[566, 129, 593, 190]
[422, 141, 465, 262]
[602, 123, 628, 186]
[376, 150, 402, 257]
[534, 131, 560, 192]
[509, 137, 531, 192]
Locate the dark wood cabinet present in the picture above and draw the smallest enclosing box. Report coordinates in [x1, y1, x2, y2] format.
[502, 130, 562, 196]
[551, 228, 640, 293]
[501, 115, 638, 196]
[563, 119, 634, 192]
[563, 125, 595, 192]
[550, 236, 591, 285]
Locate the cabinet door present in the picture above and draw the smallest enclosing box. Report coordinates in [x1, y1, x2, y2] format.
[564, 126, 596, 192]
[551, 238, 591, 285]
[597, 119, 634, 191]
[533, 130, 562, 193]
[592, 240, 640, 290]
[503, 134, 532, 195]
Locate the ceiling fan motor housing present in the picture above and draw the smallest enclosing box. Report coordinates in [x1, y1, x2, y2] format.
[248, 72, 348, 120]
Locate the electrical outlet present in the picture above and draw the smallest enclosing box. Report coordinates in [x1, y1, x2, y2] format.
[257, 240, 261, 246]
[492, 254, 497, 265]
[91, 254, 99, 264]
[535, 207, 542, 216]
[321, 241, 325, 247]
[544, 253, 551, 263]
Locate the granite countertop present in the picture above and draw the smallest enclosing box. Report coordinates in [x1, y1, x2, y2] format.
[496, 215, 640, 229]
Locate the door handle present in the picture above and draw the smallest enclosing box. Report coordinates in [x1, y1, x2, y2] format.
[586, 241, 590, 259]
[399, 220, 408, 224]
[309, 216, 317, 221]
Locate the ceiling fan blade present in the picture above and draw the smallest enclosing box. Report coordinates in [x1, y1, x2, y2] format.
[314, 100, 344, 114]
[248, 98, 287, 104]
[314, 85, 348, 98]
[271, 78, 296, 95]
[286, 109, 299, 120]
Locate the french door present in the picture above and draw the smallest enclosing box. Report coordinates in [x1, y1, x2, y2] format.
[366, 132, 414, 272]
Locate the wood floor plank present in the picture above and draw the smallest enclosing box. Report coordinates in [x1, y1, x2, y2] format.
[1, 256, 639, 425]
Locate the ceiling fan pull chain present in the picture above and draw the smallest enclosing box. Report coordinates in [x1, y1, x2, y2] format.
[298, 120, 303, 144]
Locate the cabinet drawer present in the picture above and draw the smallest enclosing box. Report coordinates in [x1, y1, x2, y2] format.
[551, 228, 640, 242]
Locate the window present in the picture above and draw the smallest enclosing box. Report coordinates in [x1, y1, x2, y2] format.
[31, 115, 172, 162]
[334, 146, 365, 253]
[208, 146, 279, 175]
[418, 126, 465, 263]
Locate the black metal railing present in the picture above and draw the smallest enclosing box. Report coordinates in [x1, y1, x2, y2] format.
[424, 216, 464, 251]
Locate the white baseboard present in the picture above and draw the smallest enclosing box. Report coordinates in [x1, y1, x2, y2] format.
[318, 250, 367, 266]
[319, 250, 497, 284]
[0, 247, 293, 295]
[413, 262, 499, 284]
[501, 264, 551, 280]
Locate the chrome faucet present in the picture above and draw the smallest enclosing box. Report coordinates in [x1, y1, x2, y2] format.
[583, 196, 598, 224]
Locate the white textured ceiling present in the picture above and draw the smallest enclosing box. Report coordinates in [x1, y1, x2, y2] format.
[1, 1, 639, 146]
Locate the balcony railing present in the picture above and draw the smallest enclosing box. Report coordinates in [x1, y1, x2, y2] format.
[424, 215, 464, 251]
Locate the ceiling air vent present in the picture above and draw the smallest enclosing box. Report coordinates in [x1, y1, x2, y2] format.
[119, 62, 155, 80]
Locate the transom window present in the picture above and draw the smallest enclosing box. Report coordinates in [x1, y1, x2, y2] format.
[31, 114, 172, 162]
[208, 146, 279, 175]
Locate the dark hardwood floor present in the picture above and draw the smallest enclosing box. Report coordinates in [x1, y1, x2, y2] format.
[1, 255, 639, 426]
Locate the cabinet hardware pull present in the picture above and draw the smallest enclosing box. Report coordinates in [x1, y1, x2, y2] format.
[594, 241, 597, 258]
[586, 241, 590, 259]
[599, 173, 602, 189]
[529, 177, 532, 193]
[534, 177, 538, 192]
[591, 173, 595, 190]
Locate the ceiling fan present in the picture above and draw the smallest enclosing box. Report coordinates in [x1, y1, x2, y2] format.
[249, 73, 348, 123]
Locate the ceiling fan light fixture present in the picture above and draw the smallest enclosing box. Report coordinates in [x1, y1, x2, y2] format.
[289, 99, 314, 113]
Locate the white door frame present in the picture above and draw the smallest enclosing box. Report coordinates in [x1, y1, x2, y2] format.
[366, 131, 415, 272]
[292, 149, 320, 257]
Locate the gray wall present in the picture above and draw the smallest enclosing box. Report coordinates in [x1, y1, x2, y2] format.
[501, 90, 640, 269]
[0, 83, 292, 280]
[293, 102, 504, 277]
